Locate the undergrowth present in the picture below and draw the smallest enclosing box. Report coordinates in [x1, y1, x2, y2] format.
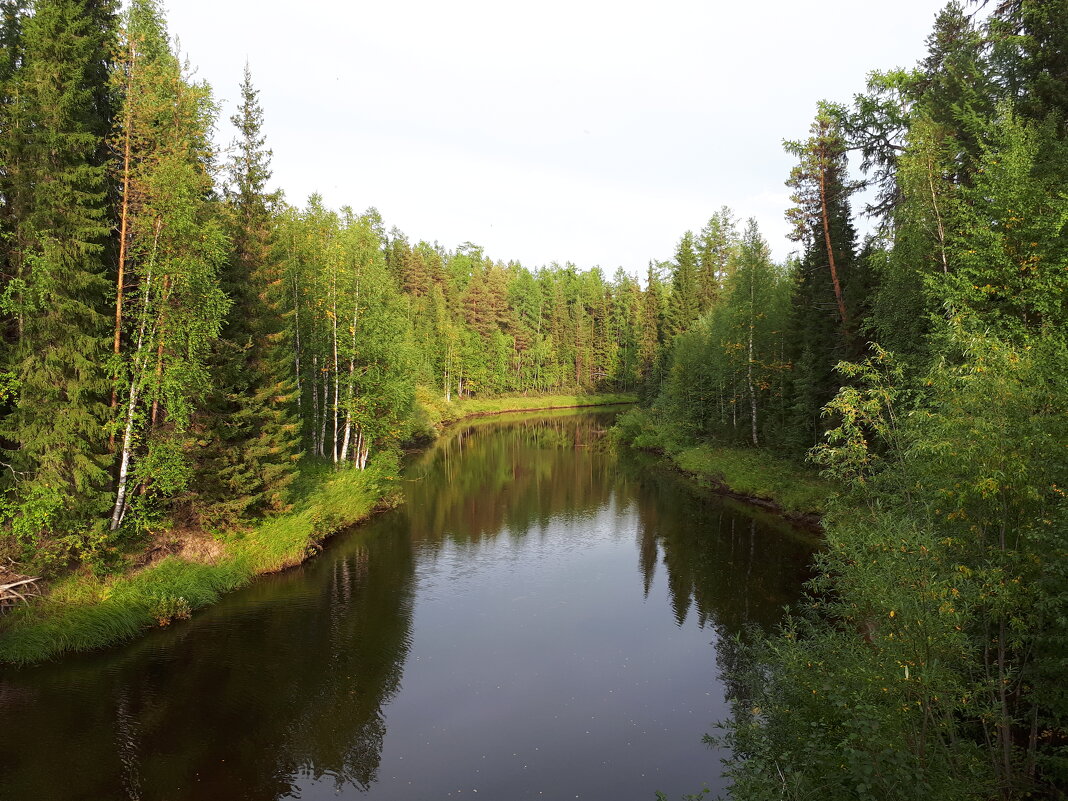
[613, 407, 833, 517]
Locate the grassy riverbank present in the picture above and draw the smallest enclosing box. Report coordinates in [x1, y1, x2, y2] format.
[0, 460, 397, 665]
[0, 393, 635, 665]
[613, 407, 833, 521]
[417, 391, 637, 430]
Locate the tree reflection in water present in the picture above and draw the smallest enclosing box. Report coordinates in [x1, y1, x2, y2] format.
[0, 410, 813, 800]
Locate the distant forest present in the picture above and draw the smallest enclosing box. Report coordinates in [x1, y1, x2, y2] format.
[2, 0, 1068, 796]
[0, 0, 683, 552]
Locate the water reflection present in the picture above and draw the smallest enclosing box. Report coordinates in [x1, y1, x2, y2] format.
[0, 522, 416, 800]
[0, 410, 814, 801]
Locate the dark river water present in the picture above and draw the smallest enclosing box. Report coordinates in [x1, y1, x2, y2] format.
[0, 410, 815, 801]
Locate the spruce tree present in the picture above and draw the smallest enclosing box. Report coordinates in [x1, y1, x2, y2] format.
[669, 231, 700, 335]
[0, 1, 27, 354]
[695, 207, 736, 314]
[638, 261, 667, 399]
[1, 0, 117, 548]
[919, 1, 995, 185]
[194, 65, 298, 520]
[987, 0, 1068, 121]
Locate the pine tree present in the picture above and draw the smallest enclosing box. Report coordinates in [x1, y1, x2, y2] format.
[783, 105, 863, 450]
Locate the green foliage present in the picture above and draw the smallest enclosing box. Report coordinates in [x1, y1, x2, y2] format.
[0, 7, 1065, 797]
[0, 455, 396, 663]
[720, 325, 1068, 798]
[191, 64, 299, 523]
[0, 0, 117, 542]
[613, 407, 832, 518]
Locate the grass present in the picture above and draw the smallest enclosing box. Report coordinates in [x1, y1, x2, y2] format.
[671, 444, 832, 517]
[0, 462, 396, 665]
[417, 390, 637, 431]
[614, 407, 834, 519]
[0, 391, 632, 665]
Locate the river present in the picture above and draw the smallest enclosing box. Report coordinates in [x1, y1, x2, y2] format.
[0, 410, 814, 800]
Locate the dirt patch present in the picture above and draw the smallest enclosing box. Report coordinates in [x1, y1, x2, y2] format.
[136, 529, 228, 569]
[175, 532, 227, 564]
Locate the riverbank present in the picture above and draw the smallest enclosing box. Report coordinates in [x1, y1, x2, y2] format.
[612, 408, 833, 527]
[0, 393, 635, 665]
[417, 391, 638, 430]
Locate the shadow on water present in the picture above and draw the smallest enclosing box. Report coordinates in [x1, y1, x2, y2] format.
[0, 410, 814, 801]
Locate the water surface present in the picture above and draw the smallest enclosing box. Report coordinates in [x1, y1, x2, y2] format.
[0, 411, 814, 800]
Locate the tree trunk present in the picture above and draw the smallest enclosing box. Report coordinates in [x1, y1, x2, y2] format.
[311, 353, 320, 456]
[110, 378, 141, 530]
[110, 221, 163, 531]
[818, 143, 850, 331]
[320, 371, 329, 457]
[110, 40, 137, 447]
[292, 273, 302, 410]
[331, 266, 339, 464]
[926, 148, 949, 274]
[748, 323, 758, 446]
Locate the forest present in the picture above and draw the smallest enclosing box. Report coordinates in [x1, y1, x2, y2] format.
[617, 2, 1068, 798]
[0, 0, 1066, 798]
[0, 0, 662, 571]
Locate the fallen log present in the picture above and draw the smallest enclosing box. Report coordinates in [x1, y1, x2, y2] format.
[0, 576, 42, 611]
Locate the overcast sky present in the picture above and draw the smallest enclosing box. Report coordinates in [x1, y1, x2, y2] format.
[167, 0, 952, 274]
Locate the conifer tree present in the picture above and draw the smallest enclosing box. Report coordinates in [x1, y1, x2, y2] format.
[1, 0, 117, 546]
[669, 231, 700, 335]
[193, 65, 298, 520]
[638, 261, 667, 398]
[695, 207, 737, 314]
[986, 0, 1068, 120]
[783, 105, 862, 449]
[0, 1, 27, 336]
[918, 1, 995, 185]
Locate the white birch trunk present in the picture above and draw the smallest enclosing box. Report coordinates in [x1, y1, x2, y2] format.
[331, 266, 339, 464]
[748, 275, 759, 447]
[311, 353, 320, 455]
[110, 222, 164, 530]
[747, 324, 758, 446]
[293, 274, 302, 410]
[320, 375, 328, 457]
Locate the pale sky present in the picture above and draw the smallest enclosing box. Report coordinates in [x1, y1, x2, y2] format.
[167, 0, 953, 273]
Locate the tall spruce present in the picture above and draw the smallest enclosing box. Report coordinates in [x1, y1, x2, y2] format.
[669, 231, 700, 335]
[0, 0, 27, 345]
[695, 207, 736, 315]
[0, 0, 117, 546]
[195, 65, 298, 519]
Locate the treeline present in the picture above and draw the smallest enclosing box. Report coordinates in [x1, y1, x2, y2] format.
[0, 0, 668, 572]
[623, 1, 1068, 797]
